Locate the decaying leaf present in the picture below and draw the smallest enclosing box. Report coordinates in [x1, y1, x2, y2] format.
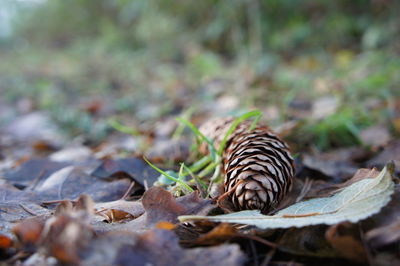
[12, 195, 95, 264]
[301, 154, 358, 181]
[33, 165, 132, 202]
[278, 225, 338, 258]
[3, 159, 70, 188]
[12, 217, 45, 249]
[0, 234, 14, 260]
[359, 124, 391, 148]
[179, 165, 394, 229]
[367, 140, 400, 173]
[91, 157, 160, 187]
[186, 223, 239, 246]
[364, 184, 400, 248]
[305, 168, 381, 199]
[94, 200, 145, 223]
[82, 229, 245, 266]
[116, 187, 213, 233]
[325, 222, 368, 263]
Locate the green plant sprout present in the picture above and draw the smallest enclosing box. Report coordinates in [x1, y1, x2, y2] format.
[144, 110, 263, 197]
[107, 118, 141, 136]
[143, 157, 194, 193]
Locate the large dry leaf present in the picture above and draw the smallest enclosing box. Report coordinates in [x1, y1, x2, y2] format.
[180, 165, 394, 229]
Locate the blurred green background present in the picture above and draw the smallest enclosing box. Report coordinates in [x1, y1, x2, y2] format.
[0, 0, 399, 150]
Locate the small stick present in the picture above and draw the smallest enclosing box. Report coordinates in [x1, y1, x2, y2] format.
[18, 203, 39, 216]
[121, 181, 136, 200]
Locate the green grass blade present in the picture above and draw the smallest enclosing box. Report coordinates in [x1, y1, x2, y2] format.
[218, 110, 262, 155]
[143, 157, 194, 193]
[108, 118, 140, 136]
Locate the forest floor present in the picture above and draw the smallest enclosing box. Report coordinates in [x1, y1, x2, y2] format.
[0, 38, 400, 265]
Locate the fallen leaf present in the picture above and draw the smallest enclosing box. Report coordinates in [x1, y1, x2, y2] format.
[111, 229, 245, 266]
[188, 223, 239, 246]
[98, 209, 136, 223]
[0, 201, 50, 237]
[325, 222, 367, 263]
[49, 146, 93, 162]
[278, 225, 338, 258]
[302, 154, 358, 181]
[146, 139, 190, 163]
[3, 112, 64, 145]
[180, 165, 394, 229]
[0, 234, 12, 249]
[306, 168, 380, 198]
[364, 184, 400, 248]
[94, 200, 145, 223]
[91, 157, 160, 187]
[359, 124, 391, 148]
[366, 220, 400, 248]
[367, 140, 400, 173]
[33, 166, 132, 202]
[0, 234, 14, 260]
[38, 195, 95, 264]
[3, 159, 70, 188]
[12, 217, 45, 249]
[155, 221, 176, 230]
[115, 187, 213, 233]
[142, 187, 212, 227]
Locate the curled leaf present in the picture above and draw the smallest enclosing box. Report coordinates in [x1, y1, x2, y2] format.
[180, 165, 394, 229]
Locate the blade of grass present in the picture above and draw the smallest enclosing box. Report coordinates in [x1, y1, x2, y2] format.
[218, 110, 262, 155]
[172, 107, 195, 140]
[198, 159, 221, 178]
[108, 118, 140, 136]
[181, 163, 207, 198]
[176, 117, 216, 153]
[143, 157, 194, 193]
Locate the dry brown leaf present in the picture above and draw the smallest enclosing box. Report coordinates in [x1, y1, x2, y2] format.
[155, 221, 176, 230]
[359, 124, 391, 148]
[278, 225, 337, 258]
[12, 218, 45, 248]
[306, 168, 380, 198]
[190, 223, 239, 246]
[325, 222, 367, 263]
[79, 229, 245, 266]
[98, 209, 136, 223]
[114, 187, 213, 233]
[367, 140, 400, 172]
[0, 234, 12, 249]
[366, 221, 400, 248]
[364, 184, 400, 248]
[38, 195, 95, 264]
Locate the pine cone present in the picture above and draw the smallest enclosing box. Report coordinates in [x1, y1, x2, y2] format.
[200, 117, 294, 214]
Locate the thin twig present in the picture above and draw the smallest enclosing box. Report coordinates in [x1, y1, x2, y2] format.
[239, 234, 279, 249]
[27, 169, 46, 191]
[18, 203, 39, 216]
[249, 239, 259, 266]
[121, 181, 136, 200]
[260, 247, 276, 266]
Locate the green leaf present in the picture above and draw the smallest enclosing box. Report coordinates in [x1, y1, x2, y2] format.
[179, 164, 394, 229]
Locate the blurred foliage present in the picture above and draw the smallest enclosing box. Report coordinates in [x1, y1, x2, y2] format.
[12, 0, 400, 55]
[0, 0, 399, 149]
